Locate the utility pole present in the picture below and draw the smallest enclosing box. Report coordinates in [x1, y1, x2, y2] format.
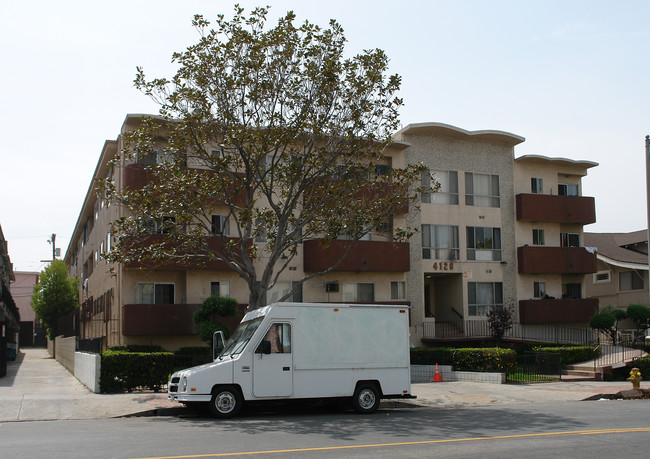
[646, 135, 650, 305]
[47, 234, 56, 261]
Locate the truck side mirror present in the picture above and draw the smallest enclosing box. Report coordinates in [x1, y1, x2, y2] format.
[257, 340, 272, 355]
[213, 330, 225, 360]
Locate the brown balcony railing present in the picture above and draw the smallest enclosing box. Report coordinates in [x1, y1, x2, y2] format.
[303, 239, 410, 272]
[518, 298, 599, 324]
[517, 246, 597, 274]
[516, 194, 596, 224]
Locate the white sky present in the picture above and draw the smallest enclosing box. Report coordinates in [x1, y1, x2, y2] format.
[2, 0, 649, 273]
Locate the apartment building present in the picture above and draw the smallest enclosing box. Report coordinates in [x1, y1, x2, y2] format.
[65, 116, 601, 349]
[64, 115, 411, 351]
[394, 123, 599, 342]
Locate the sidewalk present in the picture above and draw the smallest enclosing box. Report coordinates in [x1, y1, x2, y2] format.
[1, 348, 647, 422]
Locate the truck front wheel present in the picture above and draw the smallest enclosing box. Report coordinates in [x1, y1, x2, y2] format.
[209, 387, 243, 418]
[352, 383, 380, 414]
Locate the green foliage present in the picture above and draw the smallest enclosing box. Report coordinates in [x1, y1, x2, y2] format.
[531, 345, 596, 364]
[103, 5, 427, 310]
[30, 260, 79, 339]
[410, 347, 516, 372]
[486, 305, 514, 345]
[174, 346, 211, 356]
[193, 295, 237, 344]
[626, 304, 650, 329]
[589, 306, 626, 344]
[100, 350, 173, 393]
[107, 344, 164, 353]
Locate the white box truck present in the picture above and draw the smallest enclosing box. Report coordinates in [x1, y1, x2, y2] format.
[168, 302, 414, 417]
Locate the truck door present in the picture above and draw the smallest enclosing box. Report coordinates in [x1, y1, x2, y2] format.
[253, 322, 293, 397]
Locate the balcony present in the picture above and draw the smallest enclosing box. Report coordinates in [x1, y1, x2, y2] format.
[303, 239, 410, 272]
[122, 303, 200, 335]
[517, 246, 597, 274]
[516, 194, 596, 224]
[518, 298, 599, 324]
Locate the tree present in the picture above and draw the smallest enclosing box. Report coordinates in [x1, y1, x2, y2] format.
[626, 304, 650, 340]
[103, 6, 429, 310]
[486, 304, 514, 347]
[31, 260, 79, 340]
[589, 306, 626, 345]
[193, 295, 238, 344]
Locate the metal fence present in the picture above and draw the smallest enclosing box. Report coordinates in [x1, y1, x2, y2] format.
[592, 344, 647, 372]
[506, 352, 562, 383]
[424, 320, 598, 345]
[77, 337, 103, 354]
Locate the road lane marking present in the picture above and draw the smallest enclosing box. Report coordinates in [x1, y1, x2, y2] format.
[133, 427, 650, 458]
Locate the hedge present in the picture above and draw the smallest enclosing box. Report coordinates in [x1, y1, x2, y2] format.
[107, 344, 165, 353]
[531, 345, 596, 364]
[410, 347, 516, 372]
[100, 350, 173, 393]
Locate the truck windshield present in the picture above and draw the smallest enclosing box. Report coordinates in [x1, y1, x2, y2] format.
[219, 316, 264, 358]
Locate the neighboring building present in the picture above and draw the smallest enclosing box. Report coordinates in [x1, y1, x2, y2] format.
[11, 272, 45, 346]
[584, 230, 649, 312]
[1, 224, 20, 375]
[65, 117, 601, 349]
[64, 115, 411, 351]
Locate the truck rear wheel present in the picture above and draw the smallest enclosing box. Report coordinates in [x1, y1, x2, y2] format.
[352, 383, 380, 414]
[209, 387, 243, 418]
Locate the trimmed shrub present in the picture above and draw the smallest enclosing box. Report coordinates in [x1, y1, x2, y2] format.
[410, 347, 516, 372]
[531, 345, 596, 364]
[107, 344, 164, 353]
[100, 351, 173, 393]
[174, 346, 211, 356]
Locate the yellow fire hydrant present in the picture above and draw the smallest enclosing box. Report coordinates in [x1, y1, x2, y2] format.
[627, 367, 642, 390]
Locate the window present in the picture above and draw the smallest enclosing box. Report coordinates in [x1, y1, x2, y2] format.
[266, 281, 302, 303]
[210, 281, 230, 297]
[468, 282, 503, 316]
[558, 183, 579, 196]
[135, 283, 175, 304]
[532, 229, 545, 246]
[256, 323, 291, 354]
[620, 271, 644, 291]
[562, 283, 582, 299]
[531, 178, 543, 194]
[422, 170, 459, 205]
[467, 227, 501, 261]
[593, 271, 611, 284]
[144, 216, 175, 234]
[375, 164, 391, 176]
[342, 283, 375, 302]
[560, 233, 580, 247]
[391, 281, 406, 300]
[422, 225, 460, 260]
[465, 173, 500, 207]
[534, 282, 546, 298]
[211, 215, 230, 236]
[136, 149, 173, 165]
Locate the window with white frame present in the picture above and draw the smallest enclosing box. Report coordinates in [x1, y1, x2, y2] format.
[620, 271, 644, 291]
[560, 233, 580, 248]
[558, 183, 579, 196]
[135, 283, 175, 304]
[465, 173, 500, 207]
[422, 224, 460, 260]
[531, 178, 543, 194]
[467, 227, 501, 261]
[266, 281, 303, 303]
[342, 283, 375, 302]
[422, 170, 459, 205]
[534, 281, 546, 298]
[532, 229, 545, 246]
[391, 281, 406, 300]
[468, 282, 503, 316]
[210, 281, 230, 297]
[211, 215, 230, 236]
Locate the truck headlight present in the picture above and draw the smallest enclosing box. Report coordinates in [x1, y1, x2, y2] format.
[182, 376, 188, 392]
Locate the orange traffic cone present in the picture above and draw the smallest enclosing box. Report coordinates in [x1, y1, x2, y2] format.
[432, 363, 443, 382]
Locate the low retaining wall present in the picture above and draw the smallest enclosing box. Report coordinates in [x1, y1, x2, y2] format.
[74, 352, 101, 393]
[54, 336, 76, 373]
[411, 364, 505, 384]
